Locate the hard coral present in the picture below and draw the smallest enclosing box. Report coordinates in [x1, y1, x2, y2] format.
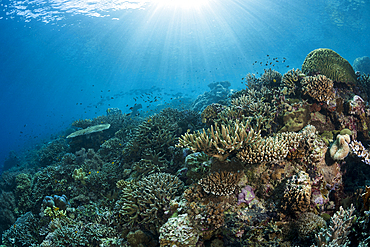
[115, 173, 184, 234]
[177, 119, 261, 161]
[159, 214, 199, 247]
[198, 171, 243, 196]
[296, 212, 326, 239]
[281, 171, 312, 214]
[302, 48, 357, 84]
[301, 75, 335, 103]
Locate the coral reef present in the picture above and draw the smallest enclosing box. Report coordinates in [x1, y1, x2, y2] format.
[302, 48, 357, 84]
[281, 171, 312, 214]
[314, 204, 355, 246]
[159, 214, 199, 247]
[353, 56, 370, 74]
[4, 49, 370, 246]
[296, 212, 326, 239]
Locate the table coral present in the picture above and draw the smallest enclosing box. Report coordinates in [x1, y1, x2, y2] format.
[237, 131, 302, 164]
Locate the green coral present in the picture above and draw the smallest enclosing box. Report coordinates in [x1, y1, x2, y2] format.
[280, 106, 310, 132]
[302, 48, 357, 84]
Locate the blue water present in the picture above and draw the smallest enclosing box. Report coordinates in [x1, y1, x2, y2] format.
[0, 0, 369, 169]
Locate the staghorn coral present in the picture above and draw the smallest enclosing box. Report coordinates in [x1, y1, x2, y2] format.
[330, 134, 351, 161]
[302, 48, 357, 84]
[301, 75, 335, 103]
[198, 171, 243, 196]
[115, 173, 184, 234]
[314, 204, 355, 247]
[281, 171, 312, 214]
[237, 131, 302, 164]
[159, 214, 200, 247]
[177, 119, 261, 161]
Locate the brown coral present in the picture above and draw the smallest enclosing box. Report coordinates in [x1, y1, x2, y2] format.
[281, 68, 304, 95]
[301, 75, 335, 103]
[198, 171, 243, 196]
[281, 171, 312, 214]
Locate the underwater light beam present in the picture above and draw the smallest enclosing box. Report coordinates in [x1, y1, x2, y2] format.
[151, 0, 210, 9]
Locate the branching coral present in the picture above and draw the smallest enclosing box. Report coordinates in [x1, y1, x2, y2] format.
[301, 75, 335, 103]
[177, 119, 261, 161]
[281, 68, 305, 95]
[281, 171, 312, 214]
[349, 140, 370, 165]
[198, 171, 243, 196]
[314, 204, 355, 246]
[115, 173, 184, 234]
[237, 131, 302, 164]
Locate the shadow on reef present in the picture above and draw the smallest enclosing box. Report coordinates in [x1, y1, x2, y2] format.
[2, 48, 370, 246]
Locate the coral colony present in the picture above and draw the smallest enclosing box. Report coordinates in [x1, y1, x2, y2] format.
[2, 48, 370, 246]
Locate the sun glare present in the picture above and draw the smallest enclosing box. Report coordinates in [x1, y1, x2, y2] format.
[152, 0, 210, 9]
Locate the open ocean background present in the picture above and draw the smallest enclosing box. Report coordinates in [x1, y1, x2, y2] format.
[0, 0, 369, 171]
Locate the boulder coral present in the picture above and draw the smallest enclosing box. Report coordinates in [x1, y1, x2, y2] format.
[330, 134, 351, 160]
[302, 48, 357, 84]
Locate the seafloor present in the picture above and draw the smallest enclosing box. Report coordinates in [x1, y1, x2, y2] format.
[1, 48, 370, 246]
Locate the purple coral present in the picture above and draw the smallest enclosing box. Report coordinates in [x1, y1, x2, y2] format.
[238, 185, 255, 205]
